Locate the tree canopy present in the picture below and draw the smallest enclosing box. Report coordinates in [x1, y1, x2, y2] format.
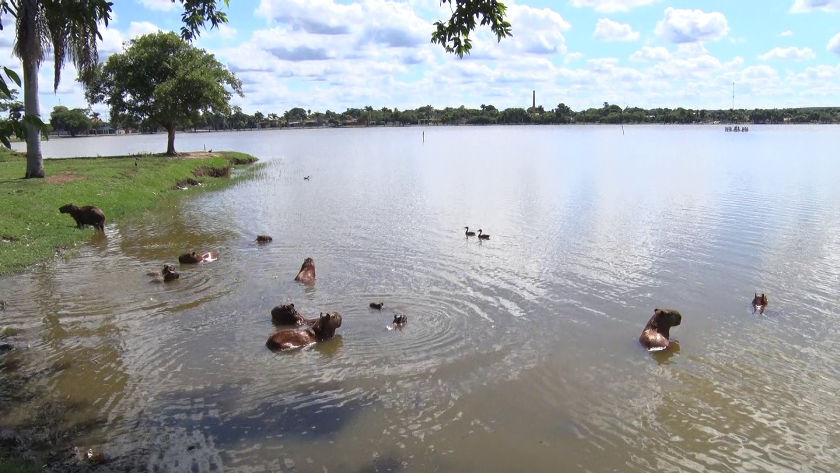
[85, 31, 242, 155]
[49, 106, 92, 137]
[0, 0, 230, 177]
[431, 0, 512, 57]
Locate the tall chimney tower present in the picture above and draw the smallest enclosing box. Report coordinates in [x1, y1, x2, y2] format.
[532, 90, 536, 112]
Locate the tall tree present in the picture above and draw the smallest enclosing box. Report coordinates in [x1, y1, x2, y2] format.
[85, 31, 242, 155]
[431, 0, 512, 57]
[0, 0, 230, 178]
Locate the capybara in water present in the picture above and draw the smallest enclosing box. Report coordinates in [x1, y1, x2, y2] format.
[256, 235, 273, 244]
[392, 314, 407, 326]
[370, 302, 384, 310]
[639, 308, 682, 350]
[294, 257, 315, 283]
[59, 204, 105, 231]
[271, 303, 316, 326]
[149, 264, 180, 283]
[178, 251, 219, 264]
[752, 293, 769, 314]
[266, 311, 342, 351]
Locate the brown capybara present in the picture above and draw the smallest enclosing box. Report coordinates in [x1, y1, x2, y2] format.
[256, 235, 273, 244]
[392, 314, 407, 326]
[294, 257, 315, 283]
[266, 311, 342, 351]
[178, 251, 219, 264]
[59, 204, 105, 231]
[639, 308, 682, 350]
[271, 303, 316, 326]
[370, 302, 384, 310]
[150, 264, 180, 283]
[752, 293, 768, 314]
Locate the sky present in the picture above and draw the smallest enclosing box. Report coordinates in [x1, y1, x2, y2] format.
[1, 0, 839, 119]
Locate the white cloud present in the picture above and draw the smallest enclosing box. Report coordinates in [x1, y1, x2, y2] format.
[128, 21, 162, 39]
[565, 52, 585, 63]
[593, 18, 639, 42]
[790, 0, 840, 13]
[655, 8, 729, 44]
[779, 30, 793, 37]
[217, 24, 237, 41]
[829, 33, 840, 55]
[757, 46, 816, 61]
[630, 46, 670, 62]
[138, 0, 177, 12]
[569, 0, 658, 13]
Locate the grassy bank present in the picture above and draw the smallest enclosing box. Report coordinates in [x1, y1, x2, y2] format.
[0, 149, 259, 276]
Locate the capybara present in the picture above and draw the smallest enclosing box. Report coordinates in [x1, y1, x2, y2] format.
[59, 204, 105, 231]
[370, 302, 384, 310]
[178, 250, 219, 264]
[752, 293, 768, 314]
[256, 235, 273, 243]
[639, 308, 682, 350]
[294, 257, 315, 283]
[271, 303, 316, 326]
[266, 311, 342, 351]
[392, 314, 407, 326]
[150, 264, 180, 283]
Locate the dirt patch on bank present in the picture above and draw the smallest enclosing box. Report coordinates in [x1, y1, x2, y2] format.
[45, 171, 85, 184]
[179, 152, 221, 159]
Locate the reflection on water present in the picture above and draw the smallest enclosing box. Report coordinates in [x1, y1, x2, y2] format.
[2, 125, 840, 471]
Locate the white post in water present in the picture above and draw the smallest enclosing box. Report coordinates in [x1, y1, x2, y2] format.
[423, 131, 425, 143]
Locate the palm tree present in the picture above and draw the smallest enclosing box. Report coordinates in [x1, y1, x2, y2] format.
[10, 0, 107, 178]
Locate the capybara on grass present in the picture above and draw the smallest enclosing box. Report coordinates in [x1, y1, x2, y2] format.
[294, 257, 315, 283]
[752, 293, 768, 314]
[59, 204, 105, 231]
[266, 311, 342, 351]
[639, 308, 682, 351]
[271, 303, 316, 326]
[178, 251, 219, 264]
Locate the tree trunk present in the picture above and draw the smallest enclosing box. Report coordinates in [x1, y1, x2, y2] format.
[22, 4, 44, 179]
[166, 123, 176, 155]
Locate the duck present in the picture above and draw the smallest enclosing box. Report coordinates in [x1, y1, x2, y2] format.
[464, 226, 476, 237]
[369, 302, 384, 310]
[255, 235, 273, 243]
[392, 314, 407, 326]
[752, 292, 769, 314]
[477, 229, 490, 240]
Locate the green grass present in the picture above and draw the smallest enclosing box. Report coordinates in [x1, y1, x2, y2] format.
[0, 148, 259, 275]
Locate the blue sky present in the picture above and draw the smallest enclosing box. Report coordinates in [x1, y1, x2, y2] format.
[2, 0, 840, 119]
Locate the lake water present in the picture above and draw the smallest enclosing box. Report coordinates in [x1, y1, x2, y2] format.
[2, 125, 840, 471]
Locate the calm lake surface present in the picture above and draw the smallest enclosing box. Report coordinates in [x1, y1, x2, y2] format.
[2, 125, 840, 471]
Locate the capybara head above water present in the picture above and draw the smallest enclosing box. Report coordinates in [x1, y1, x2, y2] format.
[59, 203, 105, 231]
[178, 251, 219, 264]
[294, 257, 315, 283]
[639, 308, 682, 350]
[271, 303, 315, 326]
[162, 264, 180, 282]
[312, 311, 342, 339]
[265, 311, 342, 351]
[256, 235, 273, 243]
[752, 293, 769, 314]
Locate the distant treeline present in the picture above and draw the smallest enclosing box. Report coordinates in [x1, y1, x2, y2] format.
[47, 102, 840, 136]
[174, 103, 839, 131]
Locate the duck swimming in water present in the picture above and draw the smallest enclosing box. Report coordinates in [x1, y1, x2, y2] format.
[752, 292, 768, 314]
[370, 302, 384, 310]
[464, 226, 476, 237]
[477, 229, 490, 240]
